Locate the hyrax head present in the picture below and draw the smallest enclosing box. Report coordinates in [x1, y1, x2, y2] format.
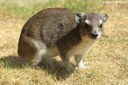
[76, 13, 108, 39]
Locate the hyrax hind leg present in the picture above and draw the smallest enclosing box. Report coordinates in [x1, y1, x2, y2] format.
[18, 37, 47, 67]
[30, 39, 47, 67]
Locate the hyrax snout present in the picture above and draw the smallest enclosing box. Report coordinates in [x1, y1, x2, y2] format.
[18, 8, 108, 73]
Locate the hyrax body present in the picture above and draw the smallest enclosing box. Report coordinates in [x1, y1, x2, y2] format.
[18, 8, 108, 73]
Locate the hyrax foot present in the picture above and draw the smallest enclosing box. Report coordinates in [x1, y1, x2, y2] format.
[77, 60, 91, 69]
[64, 63, 75, 74]
[61, 57, 75, 74]
[75, 55, 91, 69]
[78, 59, 86, 69]
[66, 67, 75, 74]
[30, 55, 43, 67]
[30, 60, 39, 67]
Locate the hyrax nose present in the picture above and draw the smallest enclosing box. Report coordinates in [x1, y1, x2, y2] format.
[91, 31, 98, 37]
[91, 34, 98, 37]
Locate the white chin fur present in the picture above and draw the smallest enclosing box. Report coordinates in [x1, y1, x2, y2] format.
[85, 20, 90, 25]
[75, 15, 80, 23]
[97, 31, 102, 39]
[99, 19, 103, 24]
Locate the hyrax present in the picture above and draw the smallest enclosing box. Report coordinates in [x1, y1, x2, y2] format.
[18, 8, 108, 73]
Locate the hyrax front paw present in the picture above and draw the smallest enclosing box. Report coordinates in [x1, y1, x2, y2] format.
[78, 65, 91, 69]
[66, 67, 75, 74]
[77, 60, 91, 69]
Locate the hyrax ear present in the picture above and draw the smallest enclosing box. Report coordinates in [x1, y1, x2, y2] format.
[75, 13, 86, 23]
[100, 14, 108, 23]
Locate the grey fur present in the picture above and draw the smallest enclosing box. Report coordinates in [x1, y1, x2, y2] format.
[18, 8, 108, 73]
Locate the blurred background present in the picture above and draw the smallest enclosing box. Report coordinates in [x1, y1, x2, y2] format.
[0, 0, 112, 18]
[0, 0, 128, 85]
[0, 0, 127, 18]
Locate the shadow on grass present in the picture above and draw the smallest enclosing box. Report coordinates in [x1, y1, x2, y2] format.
[0, 55, 71, 80]
[0, 55, 27, 68]
[38, 59, 72, 80]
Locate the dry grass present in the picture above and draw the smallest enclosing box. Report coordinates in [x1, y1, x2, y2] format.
[0, 1, 128, 85]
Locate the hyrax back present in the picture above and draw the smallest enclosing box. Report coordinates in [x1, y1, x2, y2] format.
[18, 8, 78, 66]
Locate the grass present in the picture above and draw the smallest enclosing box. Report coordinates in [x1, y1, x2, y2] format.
[0, 0, 128, 85]
[0, 0, 104, 18]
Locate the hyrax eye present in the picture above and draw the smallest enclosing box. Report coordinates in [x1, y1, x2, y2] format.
[99, 24, 102, 28]
[84, 23, 92, 29]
